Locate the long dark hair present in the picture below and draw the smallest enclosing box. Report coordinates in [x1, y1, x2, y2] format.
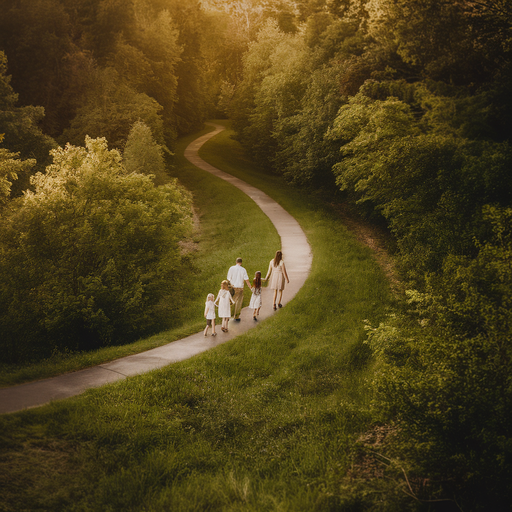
[253, 271, 262, 289]
[273, 250, 282, 266]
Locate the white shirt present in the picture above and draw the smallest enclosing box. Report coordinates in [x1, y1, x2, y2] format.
[227, 264, 249, 288]
[205, 300, 216, 320]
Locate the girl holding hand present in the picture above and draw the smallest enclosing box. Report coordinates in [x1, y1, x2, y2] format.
[215, 280, 235, 332]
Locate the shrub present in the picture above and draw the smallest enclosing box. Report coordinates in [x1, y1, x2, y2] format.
[366, 206, 512, 509]
[0, 137, 192, 361]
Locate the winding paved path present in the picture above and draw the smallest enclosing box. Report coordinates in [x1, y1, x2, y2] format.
[0, 123, 312, 415]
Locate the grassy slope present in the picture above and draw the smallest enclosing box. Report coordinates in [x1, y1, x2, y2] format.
[0, 123, 397, 511]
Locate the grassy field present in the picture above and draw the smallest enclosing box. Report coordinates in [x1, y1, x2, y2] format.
[0, 124, 279, 387]
[0, 122, 402, 511]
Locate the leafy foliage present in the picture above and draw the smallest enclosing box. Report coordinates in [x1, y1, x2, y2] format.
[0, 51, 56, 192]
[0, 137, 192, 362]
[0, 0, 511, 506]
[366, 206, 512, 509]
[328, 86, 512, 279]
[273, 62, 347, 187]
[123, 121, 169, 185]
[0, 0, 216, 151]
[0, 144, 36, 206]
[0, 124, 393, 512]
[60, 67, 165, 150]
[0, 0, 75, 136]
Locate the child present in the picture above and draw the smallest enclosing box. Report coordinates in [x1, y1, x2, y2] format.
[215, 280, 235, 332]
[204, 293, 217, 336]
[249, 271, 262, 321]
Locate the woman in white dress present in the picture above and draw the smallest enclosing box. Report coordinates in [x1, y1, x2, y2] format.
[264, 250, 289, 310]
[215, 280, 235, 332]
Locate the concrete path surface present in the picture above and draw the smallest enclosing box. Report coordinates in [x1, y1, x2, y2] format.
[0, 123, 312, 415]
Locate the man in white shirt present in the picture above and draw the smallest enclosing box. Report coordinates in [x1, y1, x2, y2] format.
[227, 257, 251, 321]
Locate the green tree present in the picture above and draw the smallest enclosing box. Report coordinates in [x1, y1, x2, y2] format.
[0, 51, 56, 192]
[201, 0, 302, 117]
[200, 9, 251, 117]
[60, 67, 164, 150]
[328, 87, 512, 278]
[165, 0, 209, 134]
[124, 121, 169, 185]
[0, 0, 75, 136]
[366, 0, 510, 87]
[230, 19, 301, 167]
[272, 14, 367, 187]
[84, 2, 183, 147]
[0, 137, 192, 361]
[273, 63, 347, 187]
[130, 4, 183, 144]
[91, 0, 136, 62]
[248, 25, 308, 168]
[202, 0, 297, 38]
[230, 5, 370, 180]
[0, 141, 36, 206]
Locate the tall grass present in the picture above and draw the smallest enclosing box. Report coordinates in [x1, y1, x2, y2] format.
[0, 122, 401, 511]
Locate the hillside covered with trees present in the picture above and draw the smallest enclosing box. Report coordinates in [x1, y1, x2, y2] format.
[1, 0, 511, 509]
[227, 2, 512, 506]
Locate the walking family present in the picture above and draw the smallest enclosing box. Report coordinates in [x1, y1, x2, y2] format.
[203, 251, 290, 336]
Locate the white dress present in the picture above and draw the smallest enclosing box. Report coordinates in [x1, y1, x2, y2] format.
[267, 259, 286, 290]
[216, 289, 233, 318]
[249, 287, 262, 309]
[205, 300, 216, 320]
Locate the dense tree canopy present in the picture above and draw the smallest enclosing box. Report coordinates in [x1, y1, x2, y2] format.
[0, 0, 214, 148]
[0, 141, 35, 206]
[0, 1, 279, 363]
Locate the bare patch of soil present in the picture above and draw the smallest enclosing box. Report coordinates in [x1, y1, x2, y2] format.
[179, 207, 200, 255]
[349, 425, 399, 481]
[333, 202, 403, 296]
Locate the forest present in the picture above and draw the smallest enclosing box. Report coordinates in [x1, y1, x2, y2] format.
[1, 0, 511, 509]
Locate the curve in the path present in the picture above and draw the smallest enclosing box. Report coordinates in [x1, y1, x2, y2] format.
[0, 123, 312, 415]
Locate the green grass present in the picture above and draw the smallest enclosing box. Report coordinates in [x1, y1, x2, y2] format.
[0, 122, 401, 511]
[0, 124, 279, 387]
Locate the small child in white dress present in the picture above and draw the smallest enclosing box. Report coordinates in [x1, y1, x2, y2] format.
[249, 271, 262, 321]
[204, 293, 217, 336]
[215, 280, 235, 332]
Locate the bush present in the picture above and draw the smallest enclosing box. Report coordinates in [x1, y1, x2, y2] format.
[366, 206, 512, 509]
[0, 137, 192, 362]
